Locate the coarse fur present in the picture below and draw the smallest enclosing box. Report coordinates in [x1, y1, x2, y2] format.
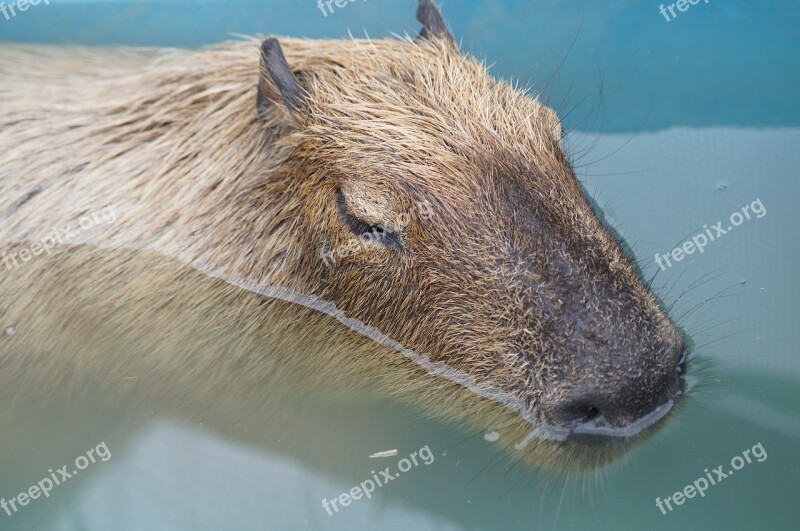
[0, 3, 686, 471]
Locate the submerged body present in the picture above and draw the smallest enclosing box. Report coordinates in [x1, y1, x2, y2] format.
[0, 2, 687, 471]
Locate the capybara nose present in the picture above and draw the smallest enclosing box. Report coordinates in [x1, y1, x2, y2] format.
[545, 388, 676, 445]
[546, 392, 611, 443]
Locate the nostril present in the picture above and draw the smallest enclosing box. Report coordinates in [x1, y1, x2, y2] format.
[583, 405, 601, 422]
[552, 397, 605, 428]
[547, 396, 618, 446]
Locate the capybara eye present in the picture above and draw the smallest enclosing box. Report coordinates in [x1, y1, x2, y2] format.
[365, 223, 402, 250]
[335, 188, 402, 251]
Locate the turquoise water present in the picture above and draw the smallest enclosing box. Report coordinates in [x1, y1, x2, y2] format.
[1, 1, 798, 530]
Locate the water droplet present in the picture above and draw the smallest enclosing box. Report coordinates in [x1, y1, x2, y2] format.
[484, 431, 500, 442]
[4, 327, 15, 336]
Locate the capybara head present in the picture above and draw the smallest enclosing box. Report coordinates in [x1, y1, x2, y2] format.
[256, 0, 687, 469]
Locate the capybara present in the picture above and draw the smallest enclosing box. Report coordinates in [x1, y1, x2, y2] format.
[0, 0, 687, 470]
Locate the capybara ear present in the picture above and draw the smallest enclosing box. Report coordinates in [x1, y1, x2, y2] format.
[257, 38, 306, 116]
[416, 0, 453, 43]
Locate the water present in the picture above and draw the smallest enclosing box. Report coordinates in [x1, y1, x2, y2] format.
[1, 1, 798, 530]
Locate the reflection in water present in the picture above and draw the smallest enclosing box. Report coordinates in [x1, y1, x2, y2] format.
[44, 421, 459, 531]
